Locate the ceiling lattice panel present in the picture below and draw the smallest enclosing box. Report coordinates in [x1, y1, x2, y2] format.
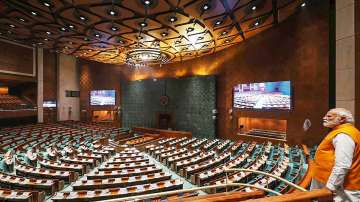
[0, 0, 305, 65]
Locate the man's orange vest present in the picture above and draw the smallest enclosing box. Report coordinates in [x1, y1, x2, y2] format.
[313, 123, 360, 190]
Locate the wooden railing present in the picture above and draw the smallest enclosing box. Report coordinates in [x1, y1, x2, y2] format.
[244, 189, 333, 202]
[133, 127, 192, 138]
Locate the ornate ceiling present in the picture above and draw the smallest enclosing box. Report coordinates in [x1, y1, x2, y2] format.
[0, 0, 305, 66]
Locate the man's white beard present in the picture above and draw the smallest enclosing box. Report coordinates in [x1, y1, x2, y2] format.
[323, 118, 341, 128]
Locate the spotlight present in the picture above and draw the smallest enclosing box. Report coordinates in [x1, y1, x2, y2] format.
[9, 24, 15, 28]
[215, 20, 222, 26]
[46, 31, 51, 35]
[111, 26, 118, 31]
[161, 32, 168, 37]
[18, 18, 25, 22]
[68, 24, 75, 29]
[252, 6, 257, 10]
[31, 11, 38, 16]
[95, 33, 101, 38]
[221, 31, 228, 35]
[202, 3, 210, 11]
[301, 2, 306, 7]
[143, 0, 152, 6]
[108, 10, 117, 16]
[79, 16, 86, 21]
[254, 22, 259, 26]
[225, 39, 230, 43]
[169, 16, 177, 22]
[60, 27, 67, 31]
[186, 27, 194, 32]
[139, 21, 147, 27]
[43, 2, 51, 7]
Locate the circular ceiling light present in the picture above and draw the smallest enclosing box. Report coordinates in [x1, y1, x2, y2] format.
[202, 3, 211, 11]
[68, 24, 75, 29]
[43, 1, 51, 7]
[252, 6, 257, 10]
[46, 31, 52, 35]
[221, 31, 228, 35]
[108, 10, 117, 16]
[161, 32, 168, 37]
[60, 27, 67, 32]
[95, 33, 101, 38]
[18, 18, 25, 22]
[31, 11, 38, 16]
[186, 27, 194, 32]
[139, 21, 148, 27]
[215, 20, 222, 26]
[79, 16, 87, 21]
[9, 24, 15, 28]
[111, 26, 118, 31]
[142, 0, 153, 6]
[168, 16, 177, 23]
[254, 22, 259, 26]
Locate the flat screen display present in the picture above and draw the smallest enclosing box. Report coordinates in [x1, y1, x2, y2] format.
[43, 101, 56, 108]
[233, 81, 291, 110]
[90, 90, 116, 106]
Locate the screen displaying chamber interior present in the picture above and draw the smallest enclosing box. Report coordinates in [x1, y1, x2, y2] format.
[233, 81, 291, 110]
[90, 90, 116, 106]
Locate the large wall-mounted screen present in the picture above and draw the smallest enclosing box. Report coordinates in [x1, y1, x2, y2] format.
[233, 81, 291, 110]
[90, 90, 116, 106]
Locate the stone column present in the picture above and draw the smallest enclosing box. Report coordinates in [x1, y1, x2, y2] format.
[336, 0, 355, 117]
[37, 47, 44, 123]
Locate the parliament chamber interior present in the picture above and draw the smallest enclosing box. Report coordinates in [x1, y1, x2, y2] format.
[0, 0, 358, 201]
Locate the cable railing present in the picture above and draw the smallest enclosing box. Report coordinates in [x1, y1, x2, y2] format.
[100, 168, 308, 202]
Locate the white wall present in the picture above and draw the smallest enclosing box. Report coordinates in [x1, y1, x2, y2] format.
[58, 54, 80, 121]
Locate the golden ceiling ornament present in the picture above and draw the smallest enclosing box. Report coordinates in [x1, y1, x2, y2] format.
[125, 48, 174, 68]
[0, 0, 306, 66]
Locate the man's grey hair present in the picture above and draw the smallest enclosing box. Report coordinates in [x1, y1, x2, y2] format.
[329, 108, 354, 123]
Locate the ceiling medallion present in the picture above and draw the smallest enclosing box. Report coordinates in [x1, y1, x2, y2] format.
[125, 48, 172, 68]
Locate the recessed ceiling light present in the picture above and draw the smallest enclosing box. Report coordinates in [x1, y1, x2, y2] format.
[252, 6, 257, 10]
[37, 42, 43, 45]
[139, 21, 147, 27]
[225, 39, 230, 43]
[31, 11, 38, 16]
[68, 24, 75, 29]
[7, 30, 12, 34]
[118, 39, 124, 44]
[64, 46, 69, 49]
[202, 3, 210, 11]
[169, 16, 177, 22]
[111, 26, 118, 31]
[9, 24, 15, 28]
[108, 10, 117, 16]
[43, 2, 51, 7]
[79, 16, 86, 21]
[143, 0, 152, 6]
[44, 38, 48, 41]
[46, 31, 51, 35]
[221, 31, 228, 35]
[60, 27, 67, 31]
[254, 22, 259, 26]
[186, 27, 194, 32]
[215, 20, 222, 26]
[198, 36, 204, 40]
[95, 33, 101, 38]
[301, 2, 306, 7]
[161, 32, 168, 37]
[175, 40, 181, 44]
[18, 18, 25, 22]
[84, 37, 90, 41]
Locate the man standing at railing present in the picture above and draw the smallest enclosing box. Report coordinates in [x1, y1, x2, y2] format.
[311, 108, 360, 202]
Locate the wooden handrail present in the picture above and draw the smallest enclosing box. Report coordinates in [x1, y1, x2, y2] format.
[244, 189, 333, 202]
[290, 160, 314, 192]
[168, 190, 265, 202]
